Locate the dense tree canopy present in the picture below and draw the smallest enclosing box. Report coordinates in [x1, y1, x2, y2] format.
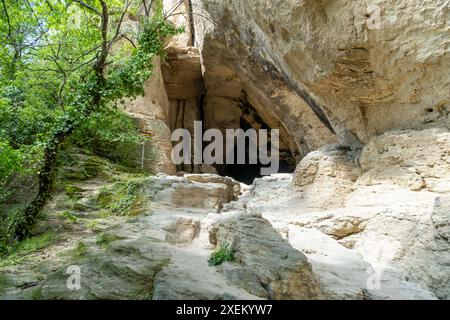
[0, 0, 182, 251]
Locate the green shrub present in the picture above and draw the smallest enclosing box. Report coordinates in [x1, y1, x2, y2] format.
[208, 242, 235, 267]
[70, 108, 143, 168]
[0, 139, 23, 185]
[87, 220, 98, 231]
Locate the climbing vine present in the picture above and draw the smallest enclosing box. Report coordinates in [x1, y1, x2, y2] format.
[0, 0, 183, 244]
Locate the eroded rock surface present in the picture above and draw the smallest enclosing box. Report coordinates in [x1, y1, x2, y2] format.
[237, 127, 450, 300]
[0, 174, 317, 300]
[1, 135, 449, 300]
[192, 0, 450, 148]
[209, 212, 320, 299]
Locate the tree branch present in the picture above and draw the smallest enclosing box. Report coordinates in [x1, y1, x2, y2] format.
[119, 34, 136, 48]
[72, 0, 101, 16]
[165, 0, 184, 19]
[71, 55, 97, 72]
[108, 0, 131, 51]
[94, 0, 109, 77]
[141, 0, 155, 17]
[1, 0, 12, 38]
[45, 0, 54, 12]
[141, 0, 149, 16]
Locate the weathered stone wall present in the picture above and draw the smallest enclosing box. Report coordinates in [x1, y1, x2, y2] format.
[123, 58, 176, 174]
[122, 1, 196, 175]
[126, 0, 449, 174]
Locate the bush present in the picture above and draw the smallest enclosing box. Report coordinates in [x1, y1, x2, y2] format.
[0, 94, 58, 147]
[0, 139, 23, 185]
[208, 242, 235, 266]
[70, 107, 143, 168]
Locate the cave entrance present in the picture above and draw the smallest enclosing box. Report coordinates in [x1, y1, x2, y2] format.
[224, 162, 263, 185]
[161, 37, 301, 184]
[218, 154, 296, 185]
[212, 104, 297, 185]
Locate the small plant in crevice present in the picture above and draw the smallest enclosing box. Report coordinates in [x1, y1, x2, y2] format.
[208, 242, 235, 267]
[87, 220, 99, 231]
[59, 211, 78, 223]
[95, 232, 121, 247]
[73, 242, 87, 258]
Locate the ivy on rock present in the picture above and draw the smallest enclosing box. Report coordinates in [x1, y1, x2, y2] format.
[0, 0, 183, 244]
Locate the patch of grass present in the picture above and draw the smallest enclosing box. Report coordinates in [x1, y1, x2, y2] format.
[0, 231, 56, 267]
[30, 286, 43, 300]
[0, 274, 12, 295]
[0, 273, 11, 288]
[99, 209, 112, 219]
[96, 189, 115, 209]
[64, 185, 85, 200]
[87, 220, 99, 231]
[71, 202, 92, 212]
[208, 242, 235, 267]
[73, 242, 87, 258]
[84, 157, 110, 179]
[60, 168, 90, 181]
[14, 231, 55, 253]
[59, 211, 79, 223]
[95, 232, 121, 247]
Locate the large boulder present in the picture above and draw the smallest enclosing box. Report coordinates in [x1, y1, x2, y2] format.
[209, 212, 321, 299]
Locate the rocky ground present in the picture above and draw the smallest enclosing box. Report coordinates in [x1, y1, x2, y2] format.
[1, 126, 449, 300]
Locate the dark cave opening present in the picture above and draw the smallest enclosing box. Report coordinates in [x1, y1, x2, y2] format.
[220, 158, 296, 185]
[213, 109, 297, 185]
[168, 87, 299, 184]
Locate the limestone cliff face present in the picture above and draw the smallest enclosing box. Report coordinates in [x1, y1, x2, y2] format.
[127, 0, 449, 172]
[289, 128, 450, 299]
[192, 0, 450, 149]
[123, 58, 176, 175]
[170, 0, 449, 299]
[110, 1, 450, 299]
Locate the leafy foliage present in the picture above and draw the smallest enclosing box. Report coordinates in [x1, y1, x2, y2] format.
[0, 139, 23, 184]
[208, 242, 235, 267]
[70, 107, 143, 167]
[0, 0, 183, 248]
